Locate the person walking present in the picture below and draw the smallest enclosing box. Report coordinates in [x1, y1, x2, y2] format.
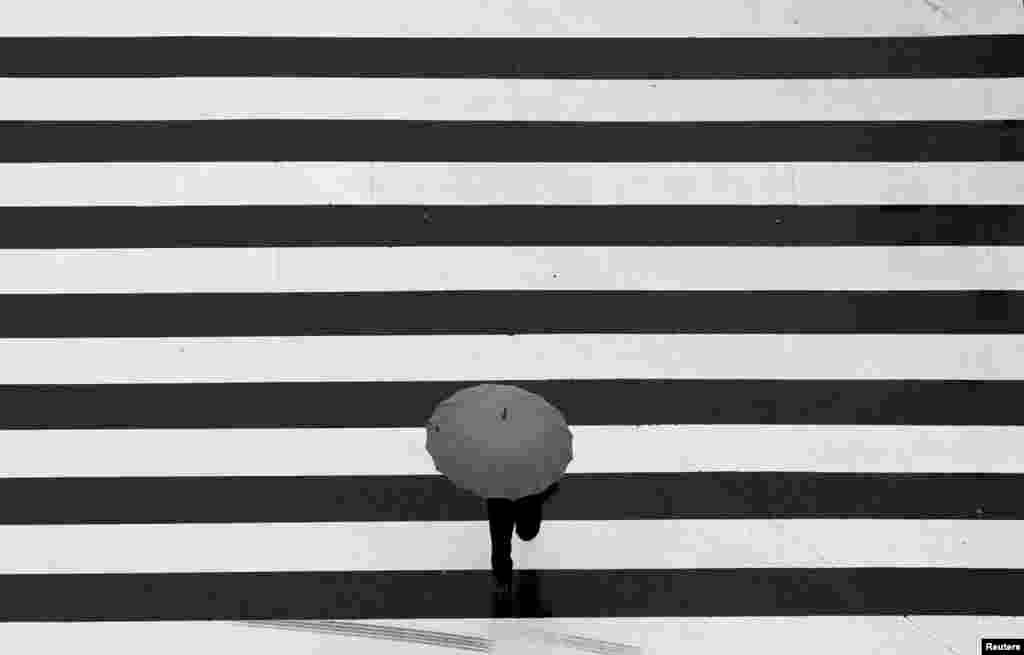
[486, 480, 561, 590]
[425, 384, 573, 592]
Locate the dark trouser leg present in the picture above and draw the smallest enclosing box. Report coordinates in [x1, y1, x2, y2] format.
[514, 481, 559, 541]
[513, 491, 542, 541]
[486, 497, 515, 579]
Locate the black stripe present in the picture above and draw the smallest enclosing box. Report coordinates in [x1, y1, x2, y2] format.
[2, 121, 1019, 162]
[1, 291, 1019, 337]
[0, 380, 1017, 429]
[0, 473, 1017, 524]
[1, 36, 1020, 78]
[1, 569, 1020, 620]
[2, 205, 1022, 248]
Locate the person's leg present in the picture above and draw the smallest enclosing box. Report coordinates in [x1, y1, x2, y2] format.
[486, 497, 515, 583]
[514, 482, 559, 541]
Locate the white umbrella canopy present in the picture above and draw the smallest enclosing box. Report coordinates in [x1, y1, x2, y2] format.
[425, 384, 573, 500]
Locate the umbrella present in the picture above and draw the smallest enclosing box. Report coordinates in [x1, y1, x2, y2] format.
[425, 384, 573, 500]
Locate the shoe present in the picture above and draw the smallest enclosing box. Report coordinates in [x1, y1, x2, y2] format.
[492, 565, 514, 593]
[515, 493, 545, 541]
[516, 514, 540, 541]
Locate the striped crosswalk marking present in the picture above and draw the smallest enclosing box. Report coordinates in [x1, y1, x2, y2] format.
[0, 1, 1022, 653]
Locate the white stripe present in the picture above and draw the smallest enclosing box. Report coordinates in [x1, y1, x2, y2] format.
[4, 0, 1020, 36]
[2, 162, 1021, 206]
[3, 78, 1021, 121]
[0, 520, 1020, 573]
[0, 334, 1019, 383]
[0, 246, 1019, 293]
[0, 617, 1016, 655]
[2, 425, 1022, 478]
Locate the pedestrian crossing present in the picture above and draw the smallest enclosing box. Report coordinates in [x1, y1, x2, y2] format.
[5, 425, 1024, 477]
[4, 78, 1022, 121]
[1, 334, 1023, 382]
[1, 247, 1021, 292]
[0, 0, 1022, 653]
[3, 0, 1022, 37]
